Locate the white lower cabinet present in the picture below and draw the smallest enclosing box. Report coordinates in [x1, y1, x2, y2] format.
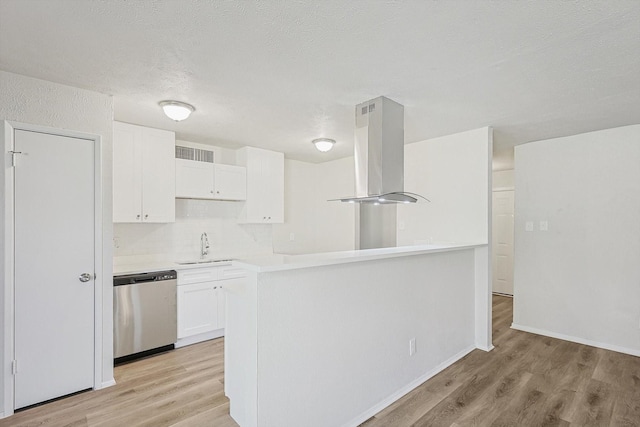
[176, 265, 246, 347]
[177, 282, 220, 338]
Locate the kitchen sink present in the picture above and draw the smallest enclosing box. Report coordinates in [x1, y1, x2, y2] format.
[176, 259, 234, 265]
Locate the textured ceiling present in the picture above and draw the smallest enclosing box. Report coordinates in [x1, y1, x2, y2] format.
[1, 1, 639, 169]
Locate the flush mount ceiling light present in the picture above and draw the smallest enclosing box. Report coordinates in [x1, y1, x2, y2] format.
[159, 100, 195, 121]
[312, 138, 336, 152]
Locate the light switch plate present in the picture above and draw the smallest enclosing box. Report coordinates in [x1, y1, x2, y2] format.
[525, 221, 534, 232]
[539, 221, 548, 231]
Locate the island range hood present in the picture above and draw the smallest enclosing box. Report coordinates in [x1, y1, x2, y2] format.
[335, 96, 427, 204]
[333, 96, 428, 249]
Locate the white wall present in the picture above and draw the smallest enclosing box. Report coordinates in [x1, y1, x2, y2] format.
[0, 71, 114, 413]
[398, 127, 492, 246]
[272, 157, 355, 255]
[513, 124, 640, 356]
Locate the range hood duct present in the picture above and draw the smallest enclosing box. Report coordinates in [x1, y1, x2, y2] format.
[335, 96, 427, 204]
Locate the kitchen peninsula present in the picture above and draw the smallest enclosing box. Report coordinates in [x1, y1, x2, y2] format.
[225, 243, 491, 427]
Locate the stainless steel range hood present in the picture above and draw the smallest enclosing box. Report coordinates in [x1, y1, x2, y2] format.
[335, 96, 426, 204]
[332, 96, 428, 249]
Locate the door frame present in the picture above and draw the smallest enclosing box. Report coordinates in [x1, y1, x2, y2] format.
[1, 121, 104, 417]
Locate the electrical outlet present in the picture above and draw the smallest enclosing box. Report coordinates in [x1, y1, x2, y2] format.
[539, 220, 548, 231]
[525, 221, 534, 232]
[398, 221, 405, 230]
[409, 338, 416, 356]
[289, 232, 295, 241]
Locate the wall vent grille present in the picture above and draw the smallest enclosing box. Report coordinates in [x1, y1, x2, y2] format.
[175, 146, 214, 163]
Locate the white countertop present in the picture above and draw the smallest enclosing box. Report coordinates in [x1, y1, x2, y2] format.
[113, 259, 233, 276]
[113, 243, 487, 276]
[234, 242, 487, 273]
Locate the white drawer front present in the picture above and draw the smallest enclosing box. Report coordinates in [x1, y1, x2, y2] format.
[178, 267, 219, 285]
[219, 267, 247, 280]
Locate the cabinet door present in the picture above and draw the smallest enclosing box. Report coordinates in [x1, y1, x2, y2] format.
[217, 284, 226, 329]
[141, 127, 175, 222]
[217, 275, 246, 330]
[213, 164, 246, 200]
[243, 148, 263, 222]
[177, 282, 218, 338]
[113, 122, 143, 222]
[176, 159, 214, 199]
[261, 151, 284, 222]
[237, 147, 284, 223]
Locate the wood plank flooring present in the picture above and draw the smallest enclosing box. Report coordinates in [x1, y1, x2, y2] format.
[0, 339, 238, 427]
[361, 295, 640, 427]
[2, 295, 639, 426]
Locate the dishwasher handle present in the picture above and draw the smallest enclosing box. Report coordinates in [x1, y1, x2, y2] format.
[114, 270, 177, 286]
[132, 276, 157, 283]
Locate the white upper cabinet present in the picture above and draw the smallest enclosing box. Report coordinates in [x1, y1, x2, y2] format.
[175, 159, 247, 201]
[175, 159, 213, 199]
[113, 121, 175, 223]
[236, 147, 284, 223]
[214, 164, 247, 200]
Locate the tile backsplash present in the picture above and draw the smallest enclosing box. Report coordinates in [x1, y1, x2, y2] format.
[113, 199, 273, 266]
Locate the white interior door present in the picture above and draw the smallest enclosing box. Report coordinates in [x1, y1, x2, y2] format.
[492, 190, 514, 295]
[14, 129, 95, 409]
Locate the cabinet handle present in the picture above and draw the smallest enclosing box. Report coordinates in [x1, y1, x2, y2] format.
[136, 214, 141, 219]
[216, 191, 220, 194]
[210, 190, 214, 194]
[144, 214, 149, 219]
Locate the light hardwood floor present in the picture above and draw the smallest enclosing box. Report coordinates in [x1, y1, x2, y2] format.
[0, 339, 238, 427]
[2, 295, 639, 426]
[361, 295, 640, 427]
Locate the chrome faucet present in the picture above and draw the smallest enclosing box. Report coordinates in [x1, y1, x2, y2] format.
[200, 232, 210, 259]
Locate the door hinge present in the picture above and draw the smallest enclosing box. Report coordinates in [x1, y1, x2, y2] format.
[12, 360, 17, 375]
[9, 151, 24, 167]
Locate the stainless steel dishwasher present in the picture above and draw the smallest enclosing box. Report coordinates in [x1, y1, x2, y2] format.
[113, 270, 177, 363]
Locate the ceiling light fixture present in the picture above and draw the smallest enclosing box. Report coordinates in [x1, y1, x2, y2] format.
[159, 100, 195, 121]
[312, 138, 336, 152]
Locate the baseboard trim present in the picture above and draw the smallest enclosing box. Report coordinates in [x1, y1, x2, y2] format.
[175, 329, 224, 349]
[342, 344, 476, 427]
[492, 292, 513, 298]
[511, 323, 640, 357]
[476, 344, 494, 352]
[99, 379, 116, 389]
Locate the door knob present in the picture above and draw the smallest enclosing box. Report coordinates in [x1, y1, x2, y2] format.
[79, 273, 92, 282]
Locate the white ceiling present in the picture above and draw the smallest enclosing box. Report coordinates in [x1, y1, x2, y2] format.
[1, 1, 639, 169]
